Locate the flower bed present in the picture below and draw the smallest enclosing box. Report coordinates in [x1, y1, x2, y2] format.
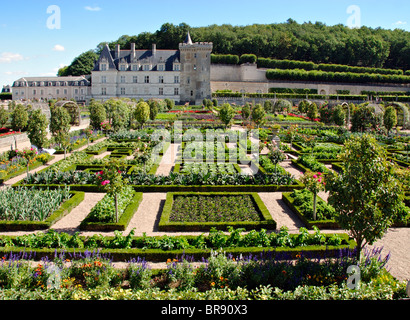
[0, 188, 84, 231]
[158, 192, 276, 231]
[0, 149, 54, 183]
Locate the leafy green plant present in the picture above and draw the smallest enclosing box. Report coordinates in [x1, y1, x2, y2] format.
[88, 185, 135, 223]
[0, 187, 71, 221]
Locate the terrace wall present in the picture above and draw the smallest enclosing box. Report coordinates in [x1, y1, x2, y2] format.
[210, 63, 410, 96]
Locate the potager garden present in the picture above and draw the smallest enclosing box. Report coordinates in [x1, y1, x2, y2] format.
[0, 98, 409, 300]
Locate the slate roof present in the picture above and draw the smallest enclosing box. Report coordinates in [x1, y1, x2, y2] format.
[94, 44, 180, 72]
[12, 76, 90, 87]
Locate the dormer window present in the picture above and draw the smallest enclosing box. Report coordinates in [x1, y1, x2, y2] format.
[158, 64, 165, 71]
[173, 64, 180, 71]
[143, 65, 150, 71]
[132, 64, 139, 71]
[120, 64, 127, 71]
[101, 63, 107, 71]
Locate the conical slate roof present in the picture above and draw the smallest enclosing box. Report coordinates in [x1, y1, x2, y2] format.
[184, 31, 193, 45]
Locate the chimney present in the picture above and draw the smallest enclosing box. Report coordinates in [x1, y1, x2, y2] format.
[115, 44, 120, 59]
[131, 43, 136, 58]
[152, 43, 157, 56]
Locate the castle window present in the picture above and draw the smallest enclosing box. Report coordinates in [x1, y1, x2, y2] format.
[121, 88, 125, 95]
[159, 88, 164, 95]
[174, 88, 179, 95]
[101, 76, 107, 83]
[144, 76, 150, 83]
[174, 76, 179, 84]
[133, 76, 138, 83]
[159, 76, 164, 84]
[102, 88, 107, 95]
[120, 76, 126, 83]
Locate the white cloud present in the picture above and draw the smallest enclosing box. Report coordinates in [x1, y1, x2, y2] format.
[85, 6, 102, 11]
[52, 44, 65, 52]
[394, 21, 407, 25]
[0, 52, 24, 63]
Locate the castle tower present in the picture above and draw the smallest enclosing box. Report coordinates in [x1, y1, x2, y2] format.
[179, 32, 213, 104]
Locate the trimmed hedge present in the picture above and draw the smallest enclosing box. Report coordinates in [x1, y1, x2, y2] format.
[0, 234, 356, 262]
[158, 192, 276, 232]
[0, 191, 85, 231]
[266, 68, 410, 84]
[79, 192, 143, 232]
[282, 192, 339, 229]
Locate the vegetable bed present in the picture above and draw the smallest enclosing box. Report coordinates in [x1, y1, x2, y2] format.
[159, 192, 276, 231]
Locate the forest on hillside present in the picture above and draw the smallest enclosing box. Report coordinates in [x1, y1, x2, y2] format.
[58, 20, 410, 77]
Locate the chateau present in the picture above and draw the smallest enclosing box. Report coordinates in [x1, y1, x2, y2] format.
[11, 33, 213, 105]
[11, 32, 409, 104]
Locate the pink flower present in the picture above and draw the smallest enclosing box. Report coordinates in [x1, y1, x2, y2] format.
[313, 175, 317, 179]
[317, 172, 322, 176]
[318, 179, 321, 182]
[101, 180, 110, 186]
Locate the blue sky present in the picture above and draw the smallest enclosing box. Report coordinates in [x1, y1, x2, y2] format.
[1, 0, 409, 87]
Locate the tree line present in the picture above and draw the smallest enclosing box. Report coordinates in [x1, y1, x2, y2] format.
[58, 21, 410, 77]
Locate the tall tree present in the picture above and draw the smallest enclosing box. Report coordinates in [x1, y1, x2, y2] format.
[383, 106, 397, 135]
[326, 134, 405, 261]
[27, 109, 49, 149]
[134, 102, 150, 128]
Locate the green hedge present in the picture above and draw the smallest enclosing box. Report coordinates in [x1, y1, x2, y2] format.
[79, 192, 143, 232]
[0, 235, 356, 262]
[266, 68, 410, 84]
[158, 192, 276, 232]
[258, 57, 404, 75]
[0, 191, 85, 231]
[282, 192, 339, 229]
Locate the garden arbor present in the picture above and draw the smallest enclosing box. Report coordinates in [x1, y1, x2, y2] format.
[386, 102, 410, 130]
[340, 102, 351, 127]
[54, 100, 82, 126]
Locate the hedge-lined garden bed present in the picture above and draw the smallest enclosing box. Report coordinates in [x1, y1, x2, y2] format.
[0, 189, 84, 231]
[158, 192, 276, 231]
[0, 228, 355, 262]
[80, 190, 143, 232]
[282, 191, 339, 229]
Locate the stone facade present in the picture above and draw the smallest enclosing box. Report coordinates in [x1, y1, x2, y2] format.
[11, 76, 91, 102]
[91, 33, 213, 104]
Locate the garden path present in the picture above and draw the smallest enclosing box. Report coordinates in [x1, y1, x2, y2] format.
[155, 143, 180, 176]
[50, 193, 105, 234]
